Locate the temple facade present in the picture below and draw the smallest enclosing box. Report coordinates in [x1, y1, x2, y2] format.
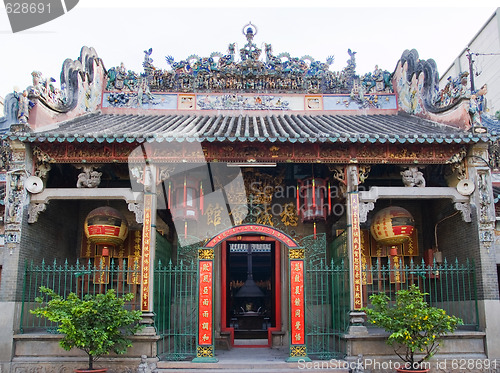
[0, 24, 499, 372]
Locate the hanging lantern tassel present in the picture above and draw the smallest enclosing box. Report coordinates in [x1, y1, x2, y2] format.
[328, 181, 332, 215]
[200, 181, 204, 215]
[312, 178, 316, 214]
[314, 222, 317, 239]
[183, 176, 187, 208]
[168, 182, 171, 209]
[296, 184, 300, 216]
[184, 221, 188, 239]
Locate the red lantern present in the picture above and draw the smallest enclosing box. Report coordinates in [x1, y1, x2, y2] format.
[171, 176, 199, 221]
[101, 246, 110, 257]
[298, 177, 328, 222]
[370, 207, 415, 246]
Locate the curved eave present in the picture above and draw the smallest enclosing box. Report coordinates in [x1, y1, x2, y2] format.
[4, 133, 495, 144]
[4, 112, 496, 144]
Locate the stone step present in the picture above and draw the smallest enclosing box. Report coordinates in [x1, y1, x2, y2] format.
[154, 368, 350, 373]
[156, 359, 350, 372]
[155, 348, 350, 372]
[156, 367, 349, 372]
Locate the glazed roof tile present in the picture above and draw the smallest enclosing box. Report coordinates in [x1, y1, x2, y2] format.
[7, 112, 494, 144]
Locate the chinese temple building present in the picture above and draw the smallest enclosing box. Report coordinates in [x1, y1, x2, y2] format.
[0, 24, 499, 372]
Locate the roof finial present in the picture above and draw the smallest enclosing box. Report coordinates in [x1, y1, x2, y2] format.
[242, 22, 258, 43]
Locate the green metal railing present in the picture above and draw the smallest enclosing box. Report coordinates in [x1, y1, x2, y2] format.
[363, 258, 478, 329]
[154, 260, 198, 361]
[305, 259, 350, 360]
[20, 259, 141, 333]
[20, 254, 478, 361]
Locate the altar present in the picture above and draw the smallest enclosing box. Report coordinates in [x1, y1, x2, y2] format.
[230, 311, 271, 332]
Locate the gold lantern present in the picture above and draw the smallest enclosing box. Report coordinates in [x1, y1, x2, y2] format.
[84, 206, 129, 246]
[370, 207, 415, 254]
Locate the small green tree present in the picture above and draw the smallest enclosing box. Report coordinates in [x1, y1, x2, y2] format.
[364, 284, 462, 370]
[31, 286, 143, 371]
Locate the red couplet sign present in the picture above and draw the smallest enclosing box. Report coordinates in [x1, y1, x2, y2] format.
[290, 260, 305, 345]
[141, 195, 152, 312]
[350, 193, 363, 310]
[198, 260, 213, 345]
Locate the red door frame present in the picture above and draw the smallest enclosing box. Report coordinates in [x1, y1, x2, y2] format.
[221, 236, 281, 348]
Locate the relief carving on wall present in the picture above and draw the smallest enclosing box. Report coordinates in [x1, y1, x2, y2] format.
[32, 146, 53, 179]
[477, 171, 493, 225]
[5, 171, 25, 224]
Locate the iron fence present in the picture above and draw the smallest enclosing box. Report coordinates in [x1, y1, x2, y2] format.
[20, 259, 141, 333]
[154, 260, 198, 361]
[305, 259, 350, 360]
[362, 258, 478, 329]
[20, 254, 478, 360]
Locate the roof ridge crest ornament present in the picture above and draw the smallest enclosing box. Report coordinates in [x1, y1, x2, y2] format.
[240, 22, 261, 62]
[99, 24, 394, 99]
[242, 22, 258, 40]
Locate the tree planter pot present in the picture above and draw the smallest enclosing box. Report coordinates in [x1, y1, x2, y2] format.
[396, 368, 430, 373]
[74, 369, 108, 373]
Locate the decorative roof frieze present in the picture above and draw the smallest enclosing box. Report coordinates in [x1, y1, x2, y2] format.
[105, 23, 393, 98]
[29, 141, 466, 165]
[0, 24, 494, 134]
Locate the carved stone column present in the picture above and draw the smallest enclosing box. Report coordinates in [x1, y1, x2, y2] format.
[0, 140, 28, 363]
[139, 165, 157, 335]
[468, 144, 497, 295]
[4, 141, 28, 256]
[467, 143, 500, 357]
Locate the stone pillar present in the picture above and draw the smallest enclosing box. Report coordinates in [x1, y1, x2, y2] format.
[4, 141, 28, 259]
[467, 144, 500, 358]
[139, 165, 157, 334]
[0, 140, 28, 371]
[346, 165, 368, 335]
[192, 248, 218, 362]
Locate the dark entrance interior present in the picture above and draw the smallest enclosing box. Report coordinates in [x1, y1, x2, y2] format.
[225, 240, 276, 342]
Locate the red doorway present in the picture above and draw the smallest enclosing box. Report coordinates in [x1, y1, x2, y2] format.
[221, 236, 281, 348]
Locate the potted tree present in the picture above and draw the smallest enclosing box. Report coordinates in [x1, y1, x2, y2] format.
[364, 284, 462, 372]
[31, 286, 143, 372]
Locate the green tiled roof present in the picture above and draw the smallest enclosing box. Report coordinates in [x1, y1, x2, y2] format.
[6, 112, 494, 144]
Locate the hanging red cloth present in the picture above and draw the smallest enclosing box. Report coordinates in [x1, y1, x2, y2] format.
[183, 176, 187, 208]
[168, 182, 171, 209]
[312, 178, 316, 213]
[328, 181, 332, 215]
[200, 181, 204, 215]
[296, 184, 300, 216]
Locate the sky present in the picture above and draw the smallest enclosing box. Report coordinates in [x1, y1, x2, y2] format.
[0, 0, 498, 99]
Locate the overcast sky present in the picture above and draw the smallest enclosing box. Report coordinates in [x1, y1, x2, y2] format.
[0, 1, 498, 98]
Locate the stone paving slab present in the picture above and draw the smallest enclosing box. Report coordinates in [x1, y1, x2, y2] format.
[156, 348, 350, 372]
